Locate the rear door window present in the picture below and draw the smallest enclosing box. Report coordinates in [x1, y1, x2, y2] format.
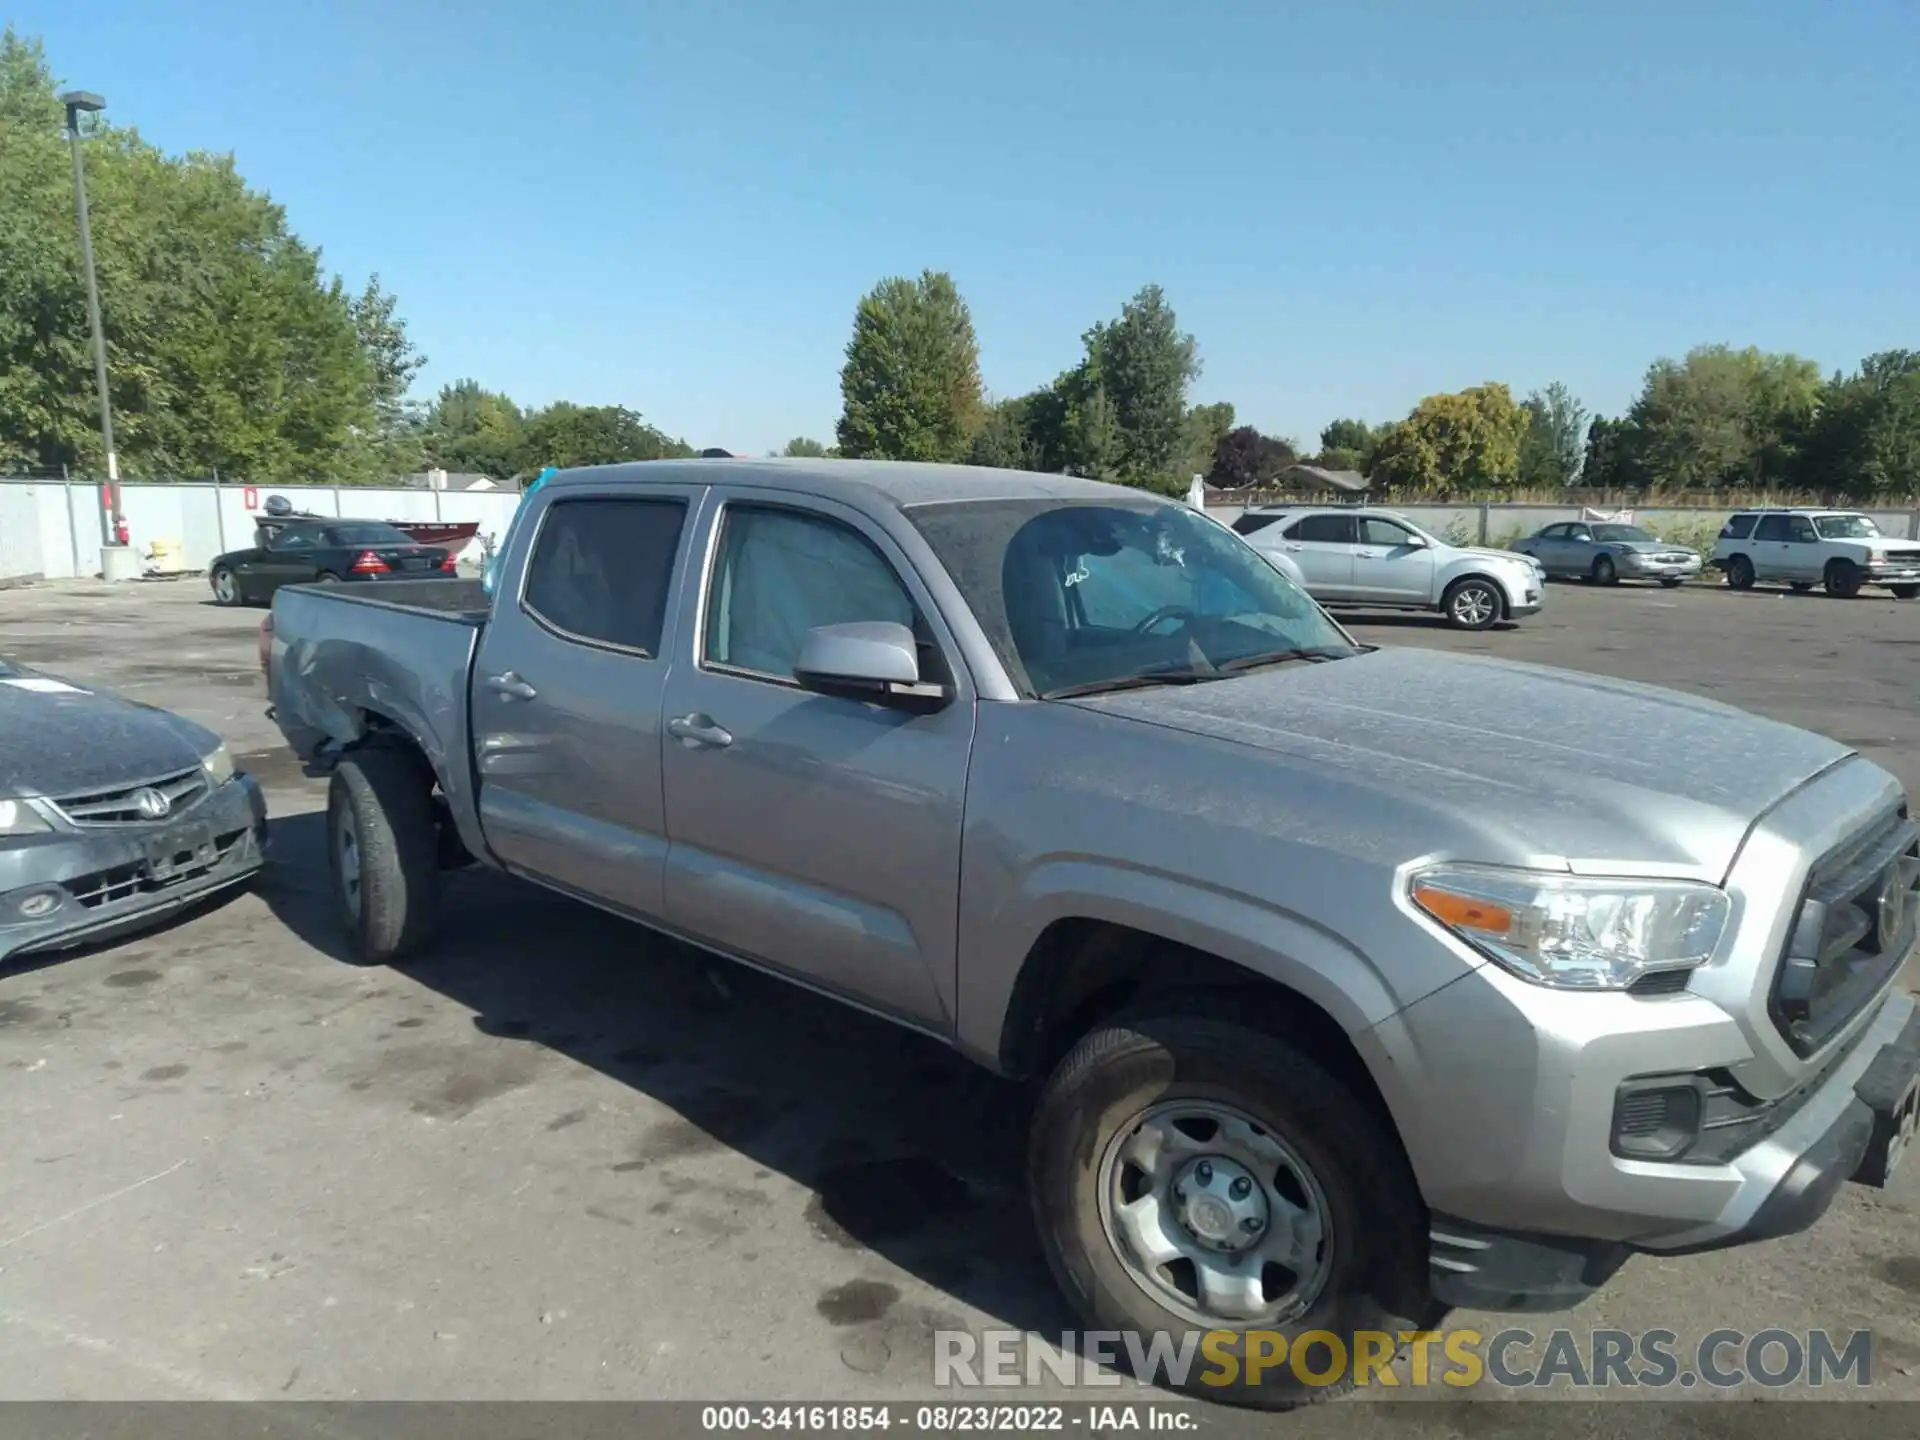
[1286, 514, 1357, 544]
[523, 497, 688, 655]
[1753, 515, 1790, 542]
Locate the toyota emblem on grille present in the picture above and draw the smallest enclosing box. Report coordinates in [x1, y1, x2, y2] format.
[131, 787, 172, 821]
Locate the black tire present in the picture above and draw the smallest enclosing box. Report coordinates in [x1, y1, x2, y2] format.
[1441, 576, 1502, 630]
[1725, 554, 1756, 590]
[315, 571, 344, 585]
[1591, 554, 1618, 586]
[1029, 1009, 1430, 1409]
[1893, 585, 1920, 601]
[210, 566, 242, 606]
[1824, 559, 1863, 599]
[326, 748, 441, 964]
[1789, 581, 1814, 593]
[1658, 578, 1683, 589]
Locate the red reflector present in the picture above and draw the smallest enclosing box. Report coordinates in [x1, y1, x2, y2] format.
[351, 550, 391, 574]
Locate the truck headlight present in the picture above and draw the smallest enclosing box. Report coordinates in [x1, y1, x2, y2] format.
[201, 744, 235, 786]
[0, 799, 51, 837]
[1410, 865, 1730, 990]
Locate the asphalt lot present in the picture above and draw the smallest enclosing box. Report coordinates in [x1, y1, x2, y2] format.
[0, 575, 1915, 1429]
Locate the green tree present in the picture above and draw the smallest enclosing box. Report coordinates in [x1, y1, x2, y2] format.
[1798, 351, 1920, 497]
[0, 27, 411, 482]
[1079, 283, 1200, 492]
[1314, 417, 1389, 474]
[519, 402, 693, 471]
[423, 380, 526, 477]
[835, 270, 983, 462]
[1176, 401, 1235, 483]
[966, 394, 1038, 470]
[1369, 383, 1531, 495]
[780, 436, 831, 457]
[1580, 415, 1640, 491]
[1516, 381, 1588, 489]
[1626, 344, 1821, 490]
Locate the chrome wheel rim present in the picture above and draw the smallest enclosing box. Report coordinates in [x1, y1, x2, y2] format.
[1452, 586, 1494, 625]
[1097, 1099, 1334, 1328]
[335, 807, 362, 921]
[214, 571, 235, 602]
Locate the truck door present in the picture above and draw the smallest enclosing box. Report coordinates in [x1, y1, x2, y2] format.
[468, 484, 703, 917]
[657, 489, 974, 1032]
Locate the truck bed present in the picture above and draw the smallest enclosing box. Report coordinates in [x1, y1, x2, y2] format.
[267, 578, 492, 861]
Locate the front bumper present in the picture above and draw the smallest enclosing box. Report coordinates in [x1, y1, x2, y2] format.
[0, 774, 268, 964]
[1416, 990, 1917, 1311]
[1866, 563, 1920, 586]
[1619, 553, 1702, 580]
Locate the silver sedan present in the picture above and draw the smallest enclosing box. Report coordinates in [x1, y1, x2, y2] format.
[1511, 521, 1704, 587]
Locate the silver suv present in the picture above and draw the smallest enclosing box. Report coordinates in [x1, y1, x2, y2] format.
[1235, 505, 1544, 630]
[1712, 509, 1920, 599]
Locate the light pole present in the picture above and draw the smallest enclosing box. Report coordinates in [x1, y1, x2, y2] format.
[60, 89, 133, 576]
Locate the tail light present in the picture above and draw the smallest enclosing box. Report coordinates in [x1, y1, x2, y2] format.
[440, 552, 459, 573]
[350, 550, 391, 575]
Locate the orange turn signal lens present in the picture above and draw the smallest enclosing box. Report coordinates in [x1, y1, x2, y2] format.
[1411, 881, 1515, 936]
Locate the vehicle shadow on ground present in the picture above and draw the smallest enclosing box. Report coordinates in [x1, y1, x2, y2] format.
[256, 810, 1076, 1341]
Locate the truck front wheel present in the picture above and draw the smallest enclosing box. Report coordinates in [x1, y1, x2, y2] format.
[1029, 1010, 1430, 1409]
[327, 748, 441, 964]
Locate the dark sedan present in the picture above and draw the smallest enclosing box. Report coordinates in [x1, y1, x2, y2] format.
[0, 659, 267, 965]
[208, 520, 455, 606]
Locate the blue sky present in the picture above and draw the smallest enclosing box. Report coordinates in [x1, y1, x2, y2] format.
[17, 0, 1919, 456]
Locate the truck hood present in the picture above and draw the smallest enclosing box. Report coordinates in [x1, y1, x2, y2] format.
[1069, 647, 1852, 878]
[0, 663, 217, 799]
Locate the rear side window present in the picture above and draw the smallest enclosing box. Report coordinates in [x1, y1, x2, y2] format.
[1232, 512, 1285, 537]
[1722, 514, 1757, 539]
[523, 498, 687, 655]
[1286, 514, 1357, 544]
[1753, 514, 1790, 542]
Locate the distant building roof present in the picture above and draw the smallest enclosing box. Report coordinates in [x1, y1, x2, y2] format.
[1280, 464, 1370, 494]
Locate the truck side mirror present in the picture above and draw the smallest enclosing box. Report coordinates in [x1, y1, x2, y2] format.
[794, 621, 950, 712]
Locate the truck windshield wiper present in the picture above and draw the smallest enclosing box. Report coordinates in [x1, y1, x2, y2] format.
[1212, 646, 1355, 674]
[1040, 666, 1221, 700]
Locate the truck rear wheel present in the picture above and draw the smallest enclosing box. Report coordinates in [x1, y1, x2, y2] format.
[1028, 1009, 1430, 1409]
[1725, 555, 1755, 590]
[327, 748, 441, 964]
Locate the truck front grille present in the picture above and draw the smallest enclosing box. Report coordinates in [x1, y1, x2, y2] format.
[49, 766, 209, 827]
[1770, 807, 1919, 1056]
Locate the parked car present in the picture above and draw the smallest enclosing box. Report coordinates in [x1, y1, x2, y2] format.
[208, 520, 457, 606]
[1234, 505, 1544, 630]
[1510, 521, 1702, 587]
[0, 660, 267, 965]
[1711, 509, 1920, 598]
[267, 460, 1918, 1408]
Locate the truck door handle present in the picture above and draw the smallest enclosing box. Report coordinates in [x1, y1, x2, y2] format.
[485, 671, 537, 701]
[668, 714, 733, 749]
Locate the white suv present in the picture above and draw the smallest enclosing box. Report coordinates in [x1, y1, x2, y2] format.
[1234, 505, 1544, 630]
[1711, 509, 1920, 599]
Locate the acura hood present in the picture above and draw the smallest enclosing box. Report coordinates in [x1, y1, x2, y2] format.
[0, 662, 217, 799]
[1071, 647, 1855, 877]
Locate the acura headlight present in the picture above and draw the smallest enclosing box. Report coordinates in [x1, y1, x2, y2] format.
[202, 743, 235, 786]
[1410, 865, 1730, 990]
[0, 798, 51, 837]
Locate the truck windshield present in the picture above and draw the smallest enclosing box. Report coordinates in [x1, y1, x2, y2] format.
[907, 499, 1360, 698]
[1814, 514, 1880, 539]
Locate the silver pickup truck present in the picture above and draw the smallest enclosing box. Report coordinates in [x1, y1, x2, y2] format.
[269, 459, 1919, 1406]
